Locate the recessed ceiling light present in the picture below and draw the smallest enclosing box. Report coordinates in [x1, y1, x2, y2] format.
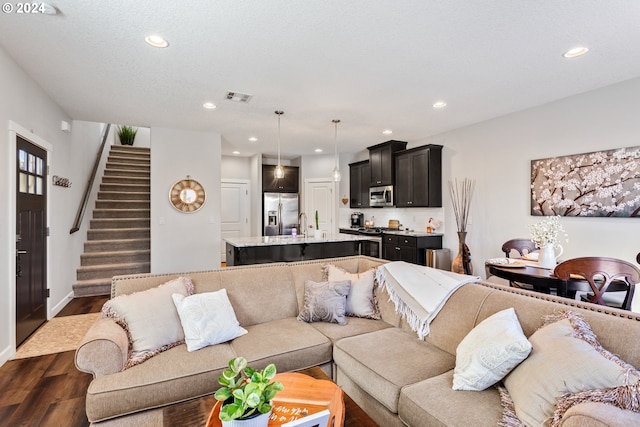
[382, 129, 393, 135]
[232, 151, 240, 155]
[145, 35, 169, 48]
[248, 137, 258, 142]
[203, 102, 216, 109]
[433, 101, 447, 109]
[563, 46, 589, 58]
[315, 148, 323, 153]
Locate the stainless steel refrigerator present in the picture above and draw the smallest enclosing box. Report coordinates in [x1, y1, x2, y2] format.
[263, 193, 299, 236]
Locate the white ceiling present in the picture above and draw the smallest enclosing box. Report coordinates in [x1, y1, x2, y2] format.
[1, 1, 640, 158]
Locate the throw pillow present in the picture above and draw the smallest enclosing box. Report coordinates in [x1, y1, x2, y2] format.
[323, 264, 380, 319]
[452, 307, 532, 391]
[172, 289, 248, 352]
[503, 311, 640, 427]
[297, 280, 351, 325]
[102, 276, 194, 368]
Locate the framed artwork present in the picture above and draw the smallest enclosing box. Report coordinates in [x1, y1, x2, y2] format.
[531, 146, 640, 217]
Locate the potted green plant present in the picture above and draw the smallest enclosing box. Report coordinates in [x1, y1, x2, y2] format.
[214, 356, 284, 427]
[117, 125, 137, 146]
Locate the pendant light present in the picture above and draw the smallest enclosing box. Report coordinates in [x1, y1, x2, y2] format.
[332, 119, 341, 182]
[274, 110, 285, 179]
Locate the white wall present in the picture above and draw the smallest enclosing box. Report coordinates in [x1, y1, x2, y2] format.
[221, 155, 251, 180]
[150, 127, 222, 273]
[413, 76, 640, 276]
[0, 46, 103, 365]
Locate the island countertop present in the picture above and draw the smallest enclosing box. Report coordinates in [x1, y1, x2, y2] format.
[224, 234, 374, 248]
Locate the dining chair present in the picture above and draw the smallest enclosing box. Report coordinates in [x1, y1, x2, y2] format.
[502, 238, 538, 259]
[501, 239, 539, 290]
[554, 257, 640, 310]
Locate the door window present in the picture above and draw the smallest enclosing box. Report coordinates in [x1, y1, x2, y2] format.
[18, 149, 45, 195]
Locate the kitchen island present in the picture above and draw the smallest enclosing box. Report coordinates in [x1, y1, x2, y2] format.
[224, 234, 376, 266]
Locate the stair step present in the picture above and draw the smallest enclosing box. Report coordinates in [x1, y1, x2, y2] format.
[102, 176, 150, 185]
[103, 169, 150, 178]
[110, 145, 150, 154]
[76, 262, 150, 281]
[95, 200, 150, 209]
[87, 227, 150, 240]
[99, 183, 151, 193]
[81, 249, 150, 266]
[97, 191, 150, 201]
[84, 238, 150, 252]
[73, 278, 112, 297]
[107, 155, 150, 165]
[105, 161, 150, 171]
[90, 218, 150, 229]
[92, 209, 149, 219]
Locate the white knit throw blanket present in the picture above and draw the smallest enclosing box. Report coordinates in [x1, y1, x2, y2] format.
[376, 261, 481, 339]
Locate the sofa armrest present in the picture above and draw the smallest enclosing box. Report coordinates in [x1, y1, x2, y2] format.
[561, 402, 640, 427]
[75, 318, 128, 377]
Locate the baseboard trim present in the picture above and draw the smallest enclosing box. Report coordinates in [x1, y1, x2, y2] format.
[50, 291, 74, 318]
[0, 344, 15, 368]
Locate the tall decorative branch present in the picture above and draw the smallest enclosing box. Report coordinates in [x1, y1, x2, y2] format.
[448, 178, 475, 232]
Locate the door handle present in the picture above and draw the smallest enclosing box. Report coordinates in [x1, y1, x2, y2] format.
[18, 250, 27, 255]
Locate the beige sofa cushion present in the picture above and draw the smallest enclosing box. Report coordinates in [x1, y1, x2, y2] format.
[309, 317, 392, 343]
[231, 317, 333, 373]
[333, 327, 455, 413]
[399, 370, 502, 427]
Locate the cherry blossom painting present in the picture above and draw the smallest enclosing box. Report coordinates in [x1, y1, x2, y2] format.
[531, 146, 640, 217]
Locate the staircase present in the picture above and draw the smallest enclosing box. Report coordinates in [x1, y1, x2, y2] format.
[73, 145, 151, 297]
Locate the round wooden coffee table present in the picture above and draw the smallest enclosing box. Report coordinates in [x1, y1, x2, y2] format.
[207, 372, 345, 427]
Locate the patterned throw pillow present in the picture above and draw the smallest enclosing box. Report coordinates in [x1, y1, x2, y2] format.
[297, 280, 351, 325]
[323, 264, 380, 319]
[102, 276, 194, 368]
[172, 289, 248, 352]
[502, 311, 640, 427]
[452, 308, 531, 391]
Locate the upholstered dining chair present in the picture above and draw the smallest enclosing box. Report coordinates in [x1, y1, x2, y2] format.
[554, 257, 640, 311]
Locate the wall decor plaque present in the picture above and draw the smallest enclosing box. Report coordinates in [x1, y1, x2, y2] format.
[531, 146, 640, 217]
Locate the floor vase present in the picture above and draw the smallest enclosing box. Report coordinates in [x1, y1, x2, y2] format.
[451, 231, 473, 275]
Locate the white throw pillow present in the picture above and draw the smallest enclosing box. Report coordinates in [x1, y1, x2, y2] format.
[172, 289, 248, 352]
[452, 307, 532, 391]
[324, 264, 380, 319]
[102, 276, 194, 368]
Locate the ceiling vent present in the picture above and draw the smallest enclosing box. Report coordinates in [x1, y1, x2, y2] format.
[225, 91, 253, 103]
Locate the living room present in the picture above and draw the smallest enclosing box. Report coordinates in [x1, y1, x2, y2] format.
[1, 0, 639, 378]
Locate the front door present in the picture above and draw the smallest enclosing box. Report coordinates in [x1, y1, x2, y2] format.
[16, 136, 48, 346]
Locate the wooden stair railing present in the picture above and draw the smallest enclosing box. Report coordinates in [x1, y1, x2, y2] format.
[70, 123, 112, 234]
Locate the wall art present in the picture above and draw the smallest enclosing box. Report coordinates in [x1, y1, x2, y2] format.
[531, 146, 640, 217]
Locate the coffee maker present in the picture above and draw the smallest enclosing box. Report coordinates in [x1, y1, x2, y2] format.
[350, 212, 364, 228]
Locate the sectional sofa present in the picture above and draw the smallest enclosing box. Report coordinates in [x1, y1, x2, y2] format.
[75, 255, 640, 426]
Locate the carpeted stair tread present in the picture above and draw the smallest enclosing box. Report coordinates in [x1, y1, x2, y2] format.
[84, 238, 150, 252]
[76, 262, 151, 281]
[97, 191, 150, 200]
[99, 183, 151, 192]
[89, 218, 150, 229]
[95, 200, 150, 209]
[103, 169, 150, 178]
[102, 176, 150, 184]
[80, 250, 150, 266]
[92, 208, 150, 219]
[72, 278, 113, 297]
[87, 228, 150, 240]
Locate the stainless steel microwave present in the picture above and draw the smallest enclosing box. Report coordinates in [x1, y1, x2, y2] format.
[369, 185, 393, 207]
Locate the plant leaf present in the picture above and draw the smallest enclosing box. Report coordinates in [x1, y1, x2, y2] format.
[245, 392, 260, 408]
[214, 388, 232, 401]
[263, 364, 277, 380]
[219, 403, 243, 421]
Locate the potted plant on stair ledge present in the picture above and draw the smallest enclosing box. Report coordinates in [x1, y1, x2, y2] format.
[117, 125, 137, 146]
[213, 356, 284, 427]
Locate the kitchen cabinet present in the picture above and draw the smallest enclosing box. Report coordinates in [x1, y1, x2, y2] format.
[395, 145, 442, 207]
[262, 165, 299, 193]
[349, 160, 370, 208]
[382, 233, 442, 265]
[367, 140, 407, 186]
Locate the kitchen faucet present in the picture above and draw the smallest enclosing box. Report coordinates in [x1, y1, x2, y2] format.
[298, 212, 308, 237]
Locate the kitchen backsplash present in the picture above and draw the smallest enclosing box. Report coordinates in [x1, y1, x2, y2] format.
[339, 206, 445, 233]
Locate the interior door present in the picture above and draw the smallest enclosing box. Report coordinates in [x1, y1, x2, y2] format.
[221, 181, 250, 262]
[16, 136, 48, 346]
[305, 180, 335, 234]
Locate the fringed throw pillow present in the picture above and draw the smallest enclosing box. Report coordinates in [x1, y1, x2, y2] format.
[102, 276, 194, 369]
[502, 310, 640, 427]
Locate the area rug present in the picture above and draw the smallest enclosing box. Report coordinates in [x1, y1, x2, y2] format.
[14, 313, 102, 359]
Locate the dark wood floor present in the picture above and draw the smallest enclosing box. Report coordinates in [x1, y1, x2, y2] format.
[0, 295, 108, 427]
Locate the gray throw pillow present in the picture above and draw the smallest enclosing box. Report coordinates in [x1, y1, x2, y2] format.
[297, 280, 351, 325]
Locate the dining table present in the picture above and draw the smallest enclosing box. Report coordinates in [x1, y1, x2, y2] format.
[485, 259, 590, 298]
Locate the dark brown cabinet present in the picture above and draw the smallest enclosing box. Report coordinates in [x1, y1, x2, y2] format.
[262, 165, 299, 193]
[382, 233, 443, 265]
[367, 140, 407, 186]
[395, 145, 442, 207]
[349, 160, 370, 208]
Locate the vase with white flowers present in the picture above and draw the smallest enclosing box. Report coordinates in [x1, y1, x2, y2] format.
[528, 216, 568, 269]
